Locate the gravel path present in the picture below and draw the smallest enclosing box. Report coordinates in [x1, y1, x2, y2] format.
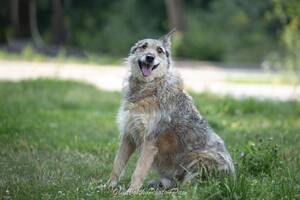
[0, 60, 299, 101]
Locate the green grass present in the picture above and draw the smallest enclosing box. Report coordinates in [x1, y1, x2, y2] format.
[0, 79, 299, 199]
[0, 47, 122, 65]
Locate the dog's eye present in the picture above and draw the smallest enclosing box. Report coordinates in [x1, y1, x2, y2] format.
[141, 43, 147, 49]
[157, 47, 164, 54]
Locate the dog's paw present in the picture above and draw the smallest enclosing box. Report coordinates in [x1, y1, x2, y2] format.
[106, 178, 118, 188]
[149, 178, 175, 189]
[124, 187, 139, 195]
[148, 179, 163, 189]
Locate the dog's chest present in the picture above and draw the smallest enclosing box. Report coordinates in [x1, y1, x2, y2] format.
[119, 96, 160, 145]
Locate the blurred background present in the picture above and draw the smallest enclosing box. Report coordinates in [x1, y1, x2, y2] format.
[0, 0, 299, 64]
[1, 2, 300, 198]
[0, 0, 299, 99]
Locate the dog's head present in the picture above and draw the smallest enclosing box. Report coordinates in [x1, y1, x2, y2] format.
[127, 30, 175, 81]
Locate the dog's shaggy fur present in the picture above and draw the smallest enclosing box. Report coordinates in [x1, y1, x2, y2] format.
[108, 30, 234, 193]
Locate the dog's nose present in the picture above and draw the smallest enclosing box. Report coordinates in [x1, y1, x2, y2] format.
[145, 54, 155, 63]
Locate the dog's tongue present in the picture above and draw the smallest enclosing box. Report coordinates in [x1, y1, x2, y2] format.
[141, 66, 152, 77]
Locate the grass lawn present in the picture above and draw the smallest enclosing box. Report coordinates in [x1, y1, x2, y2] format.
[0, 49, 122, 65]
[0, 79, 299, 199]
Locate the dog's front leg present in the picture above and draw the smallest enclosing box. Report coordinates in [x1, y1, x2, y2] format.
[126, 139, 158, 194]
[107, 136, 135, 187]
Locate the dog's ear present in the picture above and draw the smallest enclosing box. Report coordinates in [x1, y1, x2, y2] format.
[159, 28, 176, 50]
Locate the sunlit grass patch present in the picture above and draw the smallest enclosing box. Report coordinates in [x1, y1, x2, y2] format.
[0, 47, 122, 66]
[0, 79, 299, 199]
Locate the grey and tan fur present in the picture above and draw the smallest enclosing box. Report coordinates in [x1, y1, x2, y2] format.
[107, 30, 234, 194]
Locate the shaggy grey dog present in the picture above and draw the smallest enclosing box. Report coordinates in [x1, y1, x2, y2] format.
[108, 30, 234, 194]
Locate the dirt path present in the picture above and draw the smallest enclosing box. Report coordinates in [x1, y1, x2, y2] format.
[0, 60, 299, 101]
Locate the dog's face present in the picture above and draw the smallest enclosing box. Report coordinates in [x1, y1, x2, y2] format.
[127, 30, 174, 81]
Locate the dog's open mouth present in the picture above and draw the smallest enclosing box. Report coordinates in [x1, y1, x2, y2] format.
[138, 60, 159, 77]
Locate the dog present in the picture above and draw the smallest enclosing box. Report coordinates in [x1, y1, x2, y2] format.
[107, 30, 234, 194]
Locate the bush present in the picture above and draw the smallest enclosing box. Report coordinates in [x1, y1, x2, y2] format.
[175, 12, 226, 61]
[263, 0, 300, 82]
[175, 0, 275, 62]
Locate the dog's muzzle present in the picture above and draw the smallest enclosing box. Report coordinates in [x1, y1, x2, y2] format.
[138, 54, 159, 77]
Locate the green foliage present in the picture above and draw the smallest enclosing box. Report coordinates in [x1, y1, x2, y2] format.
[67, 0, 167, 56]
[280, 17, 300, 76]
[263, 0, 300, 81]
[2, 0, 299, 63]
[176, 0, 277, 62]
[176, 11, 226, 61]
[0, 79, 300, 199]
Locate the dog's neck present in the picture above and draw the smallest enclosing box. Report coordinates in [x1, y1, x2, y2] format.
[129, 75, 166, 86]
[126, 75, 166, 102]
[125, 71, 184, 103]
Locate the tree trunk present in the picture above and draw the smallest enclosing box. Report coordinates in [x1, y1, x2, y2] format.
[29, 0, 43, 48]
[10, 0, 19, 37]
[165, 0, 185, 32]
[51, 0, 67, 45]
[10, 0, 31, 38]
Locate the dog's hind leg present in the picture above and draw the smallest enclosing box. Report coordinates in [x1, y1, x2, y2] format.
[107, 136, 135, 187]
[148, 177, 178, 189]
[148, 177, 180, 189]
[148, 168, 185, 189]
[183, 150, 234, 180]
